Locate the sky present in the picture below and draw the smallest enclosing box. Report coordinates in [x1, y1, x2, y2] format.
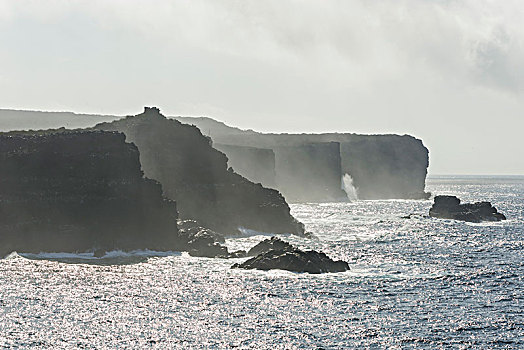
[0, 0, 523, 175]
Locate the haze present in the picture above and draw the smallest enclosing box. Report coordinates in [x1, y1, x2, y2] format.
[1, 0, 523, 175]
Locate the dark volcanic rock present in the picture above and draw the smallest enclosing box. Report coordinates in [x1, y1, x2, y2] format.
[246, 236, 294, 256]
[429, 195, 506, 223]
[232, 237, 349, 274]
[177, 219, 230, 258]
[95, 107, 305, 236]
[0, 130, 180, 257]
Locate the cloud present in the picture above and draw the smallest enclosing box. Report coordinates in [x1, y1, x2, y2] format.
[1, 0, 523, 173]
[3, 0, 523, 93]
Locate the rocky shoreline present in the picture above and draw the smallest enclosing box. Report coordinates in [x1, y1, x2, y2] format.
[0, 108, 307, 259]
[0, 107, 435, 273]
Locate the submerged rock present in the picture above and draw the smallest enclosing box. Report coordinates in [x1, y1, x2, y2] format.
[232, 237, 349, 274]
[429, 195, 506, 223]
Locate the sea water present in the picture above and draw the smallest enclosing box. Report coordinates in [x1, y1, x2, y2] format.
[0, 176, 523, 349]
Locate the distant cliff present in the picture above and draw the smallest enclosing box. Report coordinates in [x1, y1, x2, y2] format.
[174, 117, 430, 201]
[273, 142, 348, 202]
[213, 144, 277, 189]
[0, 130, 179, 257]
[95, 108, 305, 236]
[0, 109, 430, 202]
[0, 109, 117, 131]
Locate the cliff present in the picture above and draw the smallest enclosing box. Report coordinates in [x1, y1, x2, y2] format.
[0, 109, 117, 131]
[0, 130, 179, 257]
[0, 109, 430, 202]
[95, 108, 305, 236]
[273, 142, 348, 202]
[173, 117, 430, 201]
[213, 144, 277, 189]
[338, 135, 429, 199]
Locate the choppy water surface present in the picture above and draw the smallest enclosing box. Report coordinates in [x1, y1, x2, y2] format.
[1, 176, 523, 349]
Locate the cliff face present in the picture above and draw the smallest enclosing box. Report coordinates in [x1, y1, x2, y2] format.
[273, 142, 348, 202]
[173, 117, 430, 201]
[214, 144, 277, 189]
[95, 108, 305, 236]
[339, 135, 429, 199]
[0, 130, 179, 257]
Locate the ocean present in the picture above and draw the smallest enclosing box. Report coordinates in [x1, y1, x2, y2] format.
[1, 175, 523, 349]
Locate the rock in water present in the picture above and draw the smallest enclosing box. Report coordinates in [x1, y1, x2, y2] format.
[232, 237, 349, 274]
[429, 195, 506, 223]
[177, 219, 229, 258]
[246, 236, 294, 256]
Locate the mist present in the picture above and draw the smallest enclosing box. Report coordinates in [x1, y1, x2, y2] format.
[1, 0, 523, 174]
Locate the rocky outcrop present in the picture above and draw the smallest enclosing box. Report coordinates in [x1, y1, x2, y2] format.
[429, 195, 506, 223]
[95, 108, 305, 236]
[0, 130, 180, 257]
[246, 236, 294, 256]
[232, 237, 349, 274]
[177, 219, 230, 258]
[173, 117, 430, 201]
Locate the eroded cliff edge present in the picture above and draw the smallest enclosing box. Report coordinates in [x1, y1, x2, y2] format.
[95, 108, 305, 236]
[0, 130, 179, 256]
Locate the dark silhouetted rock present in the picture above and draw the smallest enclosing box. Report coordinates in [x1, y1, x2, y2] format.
[246, 236, 294, 256]
[177, 219, 230, 258]
[0, 130, 180, 257]
[95, 108, 305, 236]
[189, 243, 229, 258]
[232, 237, 349, 274]
[429, 195, 506, 223]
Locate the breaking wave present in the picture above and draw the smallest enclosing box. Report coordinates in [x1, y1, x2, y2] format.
[342, 173, 359, 201]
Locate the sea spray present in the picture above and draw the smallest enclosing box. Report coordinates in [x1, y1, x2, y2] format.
[342, 173, 359, 201]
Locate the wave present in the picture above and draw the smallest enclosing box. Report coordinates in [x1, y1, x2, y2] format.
[16, 249, 181, 265]
[341, 173, 359, 201]
[237, 227, 286, 237]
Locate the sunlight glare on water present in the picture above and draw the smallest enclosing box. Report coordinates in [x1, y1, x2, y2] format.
[0, 176, 523, 348]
